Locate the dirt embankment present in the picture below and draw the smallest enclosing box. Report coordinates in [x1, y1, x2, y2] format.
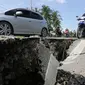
[43, 39, 73, 61]
[43, 39, 81, 85]
[0, 37, 45, 85]
[0, 36, 76, 85]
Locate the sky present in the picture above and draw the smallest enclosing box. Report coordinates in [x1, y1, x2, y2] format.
[0, 0, 85, 31]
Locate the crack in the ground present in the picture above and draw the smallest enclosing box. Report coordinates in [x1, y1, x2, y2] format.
[55, 69, 85, 85]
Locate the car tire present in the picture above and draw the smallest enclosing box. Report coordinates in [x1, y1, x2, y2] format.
[41, 28, 48, 37]
[0, 21, 13, 35]
[77, 28, 84, 38]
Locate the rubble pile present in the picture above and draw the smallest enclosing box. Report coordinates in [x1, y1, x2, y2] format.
[55, 69, 85, 85]
[0, 37, 44, 85]
[0, 36, 77, 85]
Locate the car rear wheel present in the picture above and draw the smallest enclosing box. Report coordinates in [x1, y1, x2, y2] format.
[41, 28, 48, 37]
[0, 22, 13, 35]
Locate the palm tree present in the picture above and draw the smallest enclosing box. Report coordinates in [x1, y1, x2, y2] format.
[51, 11, 62, 28]
[40, 5, 62, 31]
[41, 5, 52, 21]
[40, 5, 52, 31]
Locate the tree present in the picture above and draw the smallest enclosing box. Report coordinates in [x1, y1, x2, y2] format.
[40, 5, 52, 31]
[40, 5, 62, 31]
[51, 11, 62, 28]
[41, 5, 52, 22]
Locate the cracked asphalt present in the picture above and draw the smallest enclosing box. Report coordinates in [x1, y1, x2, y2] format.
[59, 39, 85, 76]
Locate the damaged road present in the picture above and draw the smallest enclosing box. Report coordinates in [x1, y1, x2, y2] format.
[0, 35, 79, 85]
[55, 39, 85, 85]
[42, 37, 75, 85]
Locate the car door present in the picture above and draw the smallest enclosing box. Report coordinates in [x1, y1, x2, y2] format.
[29, 12, 43, 34]
[13, 9, 32, 34]
[5, 9, 33, 34]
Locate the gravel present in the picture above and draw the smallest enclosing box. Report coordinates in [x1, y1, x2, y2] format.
[55, 69, 85, 85]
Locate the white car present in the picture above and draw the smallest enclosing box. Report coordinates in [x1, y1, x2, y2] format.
[0, 8, 48, 37]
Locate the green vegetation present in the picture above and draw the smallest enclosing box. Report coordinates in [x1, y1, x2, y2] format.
[41, 5, 62, 31]
[34, 5, 62, 31]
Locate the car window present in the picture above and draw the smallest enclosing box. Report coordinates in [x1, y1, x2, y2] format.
[5, 9, 16, 16]
[16, 10, 31, 18]
[31, 12, 43, 20]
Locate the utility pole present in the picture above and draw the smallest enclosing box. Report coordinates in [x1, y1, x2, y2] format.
[31, 0, 32, 10]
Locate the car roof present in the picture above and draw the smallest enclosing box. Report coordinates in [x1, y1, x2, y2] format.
[8, 8, 40, 14]
[14, 8, 31, 11]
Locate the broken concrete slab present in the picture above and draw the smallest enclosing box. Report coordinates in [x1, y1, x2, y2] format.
[0, 36, 60, 85]
[38, 42, 51, 77]
[38, 42, 59, 85]
[61, 39, 85, 64]
[56, 39, 85, 85]
[67, 39, 81, 55]
[0, 35, 77, 85]
[44, 54, 59, 85]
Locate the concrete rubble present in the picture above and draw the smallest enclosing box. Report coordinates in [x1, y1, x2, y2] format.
[55, 69, 85, 85]
[42, 38, 75, 85]
[43, 38, 73, 61]
[55, 39, 85, 85]
[0, 35, 78, 85]
[0, 36, 60, 85]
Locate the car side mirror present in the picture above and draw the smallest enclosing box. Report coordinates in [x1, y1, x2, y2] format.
[15, 11, 23, 17]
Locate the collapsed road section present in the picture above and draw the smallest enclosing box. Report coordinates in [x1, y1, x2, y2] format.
[55, 39, 85, 85]
[0, 36, 76, 85]
[0, 36, 45, 85]
[41, 37, 76, 85]
[0, 36, 59, 85]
